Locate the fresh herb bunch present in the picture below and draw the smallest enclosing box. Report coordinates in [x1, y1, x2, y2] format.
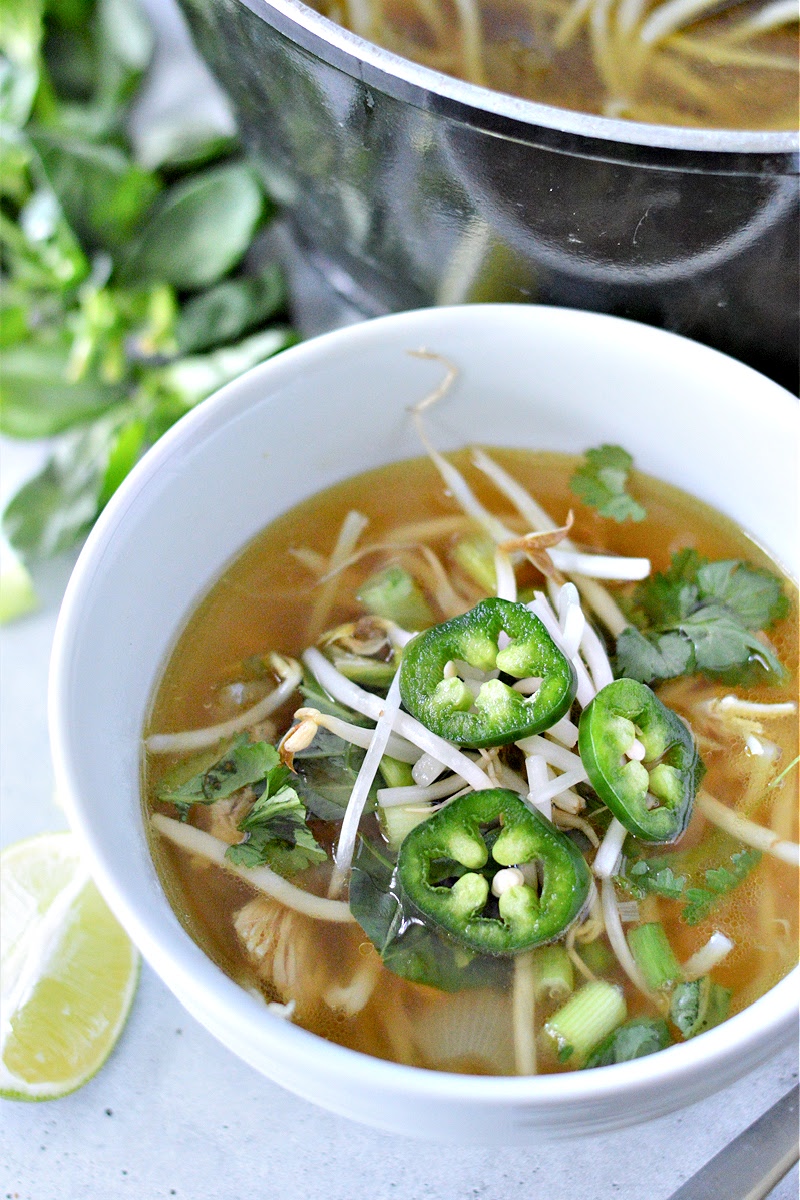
[0, 0, 296, 566]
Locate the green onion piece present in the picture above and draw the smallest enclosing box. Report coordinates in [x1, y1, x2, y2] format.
[379, 803, 433, 851]
[357, 565, 435, 630]
[670, 976, 732, 1039]
[451, 535, 497, 593]
[584, 1016, 671, 1068]
[577, 939, 615, 976]
[543, 980, 627, 1065]
[379, 756, 416, 789]
[332, 656, 397, 687]
[627, 922, 683, 992]
[532, 945, 574, 1001]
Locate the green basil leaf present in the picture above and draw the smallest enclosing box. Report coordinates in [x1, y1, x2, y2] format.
[93, 0, 153, 114]
[349, 836, 510, 993]
[40, 0, 98, 107]
[0, 335, 126, 438]
[1, 416, 120, 557]
[119, 162, 266, 291]
[2, 186, 89, 292]
[0, 0, 43, 128]
[97, 416, 146, 505]
[175, 264, 286, 353]
[156, 325, 297, 409]
[133, 113, 238, 173]
[292, 733, 367, 821]
[32, 130, 160, 249]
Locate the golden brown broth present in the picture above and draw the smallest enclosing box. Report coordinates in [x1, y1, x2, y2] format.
[145, 449, 799, 1073]
[315, 0, 799, 130]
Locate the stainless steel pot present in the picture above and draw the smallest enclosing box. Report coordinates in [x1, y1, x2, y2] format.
[179, 0, 799, 387]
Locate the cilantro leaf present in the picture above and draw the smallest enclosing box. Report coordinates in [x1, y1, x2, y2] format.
[681, 848, 761, 925]
[615, 626, 694, 683]
[616, 550, 787, 685]
[619, 857, 687, 900]
[157, 735, 279, 813]
[226, 784, 326, 876]
[695, 561, 790, 630]
[584, 1017, 671, 1068]
[570, 444, 646, 522]
[617, 846, 761, 925]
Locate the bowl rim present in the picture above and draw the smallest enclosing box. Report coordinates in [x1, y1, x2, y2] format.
[233, 0, 800, 161]
[50, 303, 800, 1111]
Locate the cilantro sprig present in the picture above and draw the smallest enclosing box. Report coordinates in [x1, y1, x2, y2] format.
[616, 548, 788, 686]
[157, 735, 325, 878]
[617, 845, 761, 926]
[570, 444, 646, 523]
[226, 777, 326, 876]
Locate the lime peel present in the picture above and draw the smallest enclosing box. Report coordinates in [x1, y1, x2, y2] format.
[1, 832, 139, 1101]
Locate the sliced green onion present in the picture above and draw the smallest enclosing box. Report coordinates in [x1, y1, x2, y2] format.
[357, 564, 435, 630]
[379, 756, 416, 789]
[577, 939, 615, 976]
[627, 922, 683, 992]
[532, 945, 574, 1001]
[670, 976, 732, 1039]
[451, 534, 497, 593]
[332, 656, 397, 687]
[543, 980, 627, 1065]
[378, 802, 434, 850]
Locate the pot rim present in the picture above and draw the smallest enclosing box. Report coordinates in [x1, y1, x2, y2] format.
[234, 0, 800, 161]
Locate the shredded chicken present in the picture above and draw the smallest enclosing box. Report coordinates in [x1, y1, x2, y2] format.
[234, 896, 381, 1016]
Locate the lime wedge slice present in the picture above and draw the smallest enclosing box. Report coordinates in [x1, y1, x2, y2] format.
[1, 832, 139, 1101]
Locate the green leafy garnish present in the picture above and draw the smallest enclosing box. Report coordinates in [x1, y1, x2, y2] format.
[292, 727, 375, 821]
[157, 735, 278, 815]
[156, 735, 324, 876]
[616, 549, 788, 685]
[621, 858, 687, 901]
[584, 1017, 671, 1068]
[681, 848, 761, 925]
[670, 977, 731, 1039]
[0, 0, 295, 572]
[570, 445, 646, 522]
[226, 783, 326, 876]
[617, 845, 761, 926]
[349, 836, 510, 993]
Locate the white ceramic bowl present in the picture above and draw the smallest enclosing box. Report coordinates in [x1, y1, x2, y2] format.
[50, 305, 798, 1144]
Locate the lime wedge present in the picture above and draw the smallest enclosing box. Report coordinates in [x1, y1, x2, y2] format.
[1, 832, 139, 1101]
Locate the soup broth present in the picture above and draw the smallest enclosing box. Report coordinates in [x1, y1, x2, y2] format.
[145, 449, 798, 1075]
[311, 0, 799, 130]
